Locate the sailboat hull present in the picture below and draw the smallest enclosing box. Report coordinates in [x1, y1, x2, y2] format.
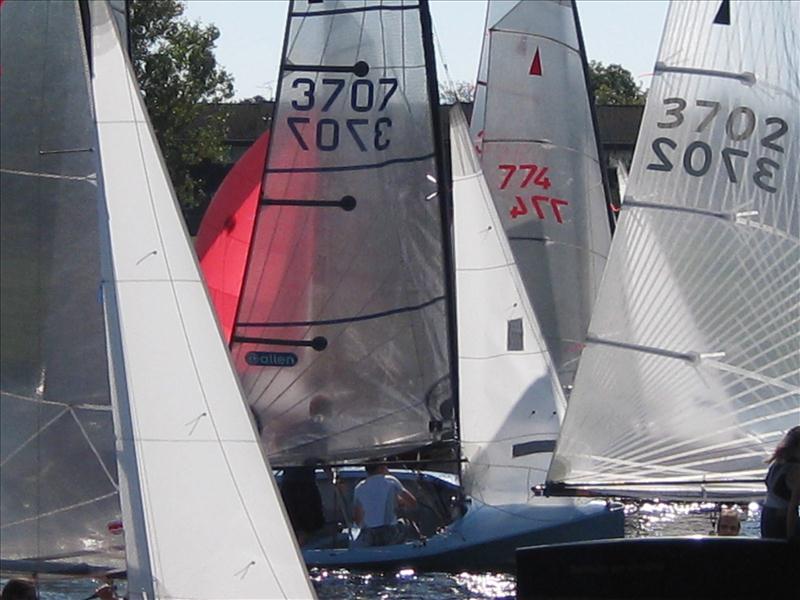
[297, 471, 623, 571]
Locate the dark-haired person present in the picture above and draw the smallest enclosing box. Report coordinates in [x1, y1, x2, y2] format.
[352, 461, 417, 547]
[761, 425, 800, 540]
[1, 579, 36, 600]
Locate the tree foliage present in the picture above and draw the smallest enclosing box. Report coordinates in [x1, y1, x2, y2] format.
[439, 80, 476, 105]
[130, 0, 233, 208]
[588, 61, 645, 106]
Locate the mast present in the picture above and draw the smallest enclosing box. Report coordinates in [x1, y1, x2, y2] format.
[571, 0, 617, 233]
[419, 0, 462, 466]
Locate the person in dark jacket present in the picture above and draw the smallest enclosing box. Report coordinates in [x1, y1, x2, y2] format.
[761, 425, 800, 540]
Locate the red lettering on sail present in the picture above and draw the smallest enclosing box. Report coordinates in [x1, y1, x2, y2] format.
[529, 48, 542, 76]
[510, 196, 528, 219]
[509, 195, 570, 224]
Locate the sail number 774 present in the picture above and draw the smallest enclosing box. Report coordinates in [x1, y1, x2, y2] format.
[646, 97, 789, 193]
[286, 77, 397, 151]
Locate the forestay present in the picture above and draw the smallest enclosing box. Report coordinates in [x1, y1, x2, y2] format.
[548, 0, 800, 501]
[452, 106, 565, 506]
[91, 1, 313, 597]
[0, 0, 123, 576]
[470, 0, 613, 395]
[231, 0, 456, 466]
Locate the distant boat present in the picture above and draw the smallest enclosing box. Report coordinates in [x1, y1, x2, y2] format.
[0, 2, 313, 598]
[199, 0, 622, 571]
[470, 0, 615, 397]
[520, 3, 799, 593]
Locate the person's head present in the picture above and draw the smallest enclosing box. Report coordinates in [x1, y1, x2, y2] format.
[716, 508, 741, 536]
[1, 579, 37, 600]
[365, 460, 388, 476]
[308, 395, 333, 423]
[768, 425, 800, 464]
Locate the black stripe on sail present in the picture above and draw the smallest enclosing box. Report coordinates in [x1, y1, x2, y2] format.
[237, 296, 445, 328]
[284, 60, 369, 77]
[713, 0, 731, 25]
[261, 195, 357, 211]
[292, 4, 419, 18]
[233, 335, 328, 351]
[265, 153, 435, 174]
[512, 440, 557, 458]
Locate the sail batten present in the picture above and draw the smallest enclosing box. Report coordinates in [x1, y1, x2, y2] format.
[548, 1, 799, 502]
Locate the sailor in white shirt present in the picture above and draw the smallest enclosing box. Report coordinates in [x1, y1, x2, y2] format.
[353, 461, 418, 546]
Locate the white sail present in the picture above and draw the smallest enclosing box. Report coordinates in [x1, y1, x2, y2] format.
[549, 0, 800, 500]
[452, 106, 565, 506]
[230, 0, 456, 466]
[470, 0, 613, 395]
[1, 0, 124, 575]
[90, 2, 313, 597]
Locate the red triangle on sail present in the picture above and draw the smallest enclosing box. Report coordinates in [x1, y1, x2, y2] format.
[529, 48, 542, 76]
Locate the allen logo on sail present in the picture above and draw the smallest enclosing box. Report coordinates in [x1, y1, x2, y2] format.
[246, 351, 299, 367]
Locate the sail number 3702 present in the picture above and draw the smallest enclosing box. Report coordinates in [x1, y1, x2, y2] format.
[646, 98, 789, 193]
[286, 77, 397, 151]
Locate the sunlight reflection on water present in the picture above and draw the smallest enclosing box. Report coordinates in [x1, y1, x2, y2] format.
[7, 502, 763, 600]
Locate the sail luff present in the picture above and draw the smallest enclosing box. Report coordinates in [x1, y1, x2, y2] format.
[90, 1, 314, 596]
[569, 0, 617, 234]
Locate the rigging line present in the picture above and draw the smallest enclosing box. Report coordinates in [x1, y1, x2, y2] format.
[68, 408, 119, 491]
[704, 359, 800, 394]
[0, 391, 111, 411]
[0, 407, 70, 468]
[653, 61, 756, 84]
[264, 152, 435, 173]
[0, 491, 120, 529]
[238, 295, 445, 328]
[0, 168, 96, 182]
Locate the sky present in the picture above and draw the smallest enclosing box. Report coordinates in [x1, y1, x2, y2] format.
[184, 0, 670, 100]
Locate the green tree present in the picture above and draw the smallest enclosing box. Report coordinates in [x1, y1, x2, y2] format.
[130, 0, 233, 208]
[588, 61, 645, 105]
[439, 80, 476, 104]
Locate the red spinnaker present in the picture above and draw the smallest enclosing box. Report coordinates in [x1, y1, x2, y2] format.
[196, 131, 270, 343]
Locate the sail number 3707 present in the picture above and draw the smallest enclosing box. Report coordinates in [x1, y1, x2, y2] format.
[646, 98, 789, 193]
[286, 77, 397, 151]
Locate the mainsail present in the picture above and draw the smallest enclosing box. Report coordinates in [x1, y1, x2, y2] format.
[470, 0, 613, 395]
[452, 106, 565, 506]
[0, 0, 123, 575]
[548, 0, 800, 500]
[230, 0, 457, 466]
